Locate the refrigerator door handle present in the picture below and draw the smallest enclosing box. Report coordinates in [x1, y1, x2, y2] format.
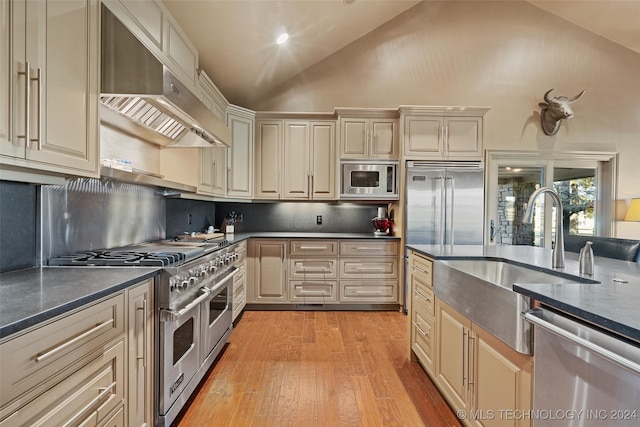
[434, 177, 445, 245]
[446, 176, 455, 244]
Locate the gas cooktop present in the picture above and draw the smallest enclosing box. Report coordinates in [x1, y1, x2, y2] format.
[48, 249, 190, 267]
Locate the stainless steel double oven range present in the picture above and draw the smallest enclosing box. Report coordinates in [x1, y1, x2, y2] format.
[49, 239, 239, 426]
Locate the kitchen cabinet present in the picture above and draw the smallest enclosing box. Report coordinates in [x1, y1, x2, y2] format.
[126, 279, 154, 427]
[198, 70, 228, 197]
[231, 240, 247, 321]
[0, 0, 99, 176]
[0, 278, 156, 427]
[226, 106, 255, 199]
[102, 0, 199, 91]
[408, 251, 436, 376]
[400, 106, 490, 160]
[254, 120, 282, 199]
[249, 240, 288, 302]
[288, 240, 339, 303]
[336, 108, 398, 160]
[255, 115, 336, 200]
[435, 298, 532, 427]
[339, 240, 399, 303]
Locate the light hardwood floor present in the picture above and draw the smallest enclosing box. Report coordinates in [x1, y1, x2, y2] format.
[175, 310, 462, 427]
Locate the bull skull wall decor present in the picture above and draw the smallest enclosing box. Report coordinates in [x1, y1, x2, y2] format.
[538, 89, 585, 135]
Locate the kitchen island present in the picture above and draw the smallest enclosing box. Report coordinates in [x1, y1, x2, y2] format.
[406, 244, 640, 342]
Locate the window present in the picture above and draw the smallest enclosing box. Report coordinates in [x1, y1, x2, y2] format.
[485, 151, 617, 249]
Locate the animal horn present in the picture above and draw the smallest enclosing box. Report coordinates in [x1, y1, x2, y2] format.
[543, 89, 554, 104]
[568, 90, 585, 103]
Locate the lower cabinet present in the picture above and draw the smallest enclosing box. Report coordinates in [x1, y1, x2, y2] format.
[0, 277, 155, 427]
[247, 238, 400, 305]
[232, 240, 248, 321]
[434, 298, 532, 427]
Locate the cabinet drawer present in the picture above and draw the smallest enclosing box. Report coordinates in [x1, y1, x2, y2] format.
[290, 281, 338, 303]
[290, 240, 338, 256]
[0, 294, 125, 408]
[233, 266, 246, 289]
[339, 240, 398, 257]
[289, 258, 338, 279]
[340, 281, 398, 302]
[411, 309, 435, 373]
[410, 252, 433, 288]
[339, 258, 398, 279]
[1, 339, 125, 427]
[412, 274, 435, 316]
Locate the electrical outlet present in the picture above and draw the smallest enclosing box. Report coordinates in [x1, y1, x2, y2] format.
[238, 213, 243, 223]
[316, 215, 322, 225]
[187, 213, 192, 225]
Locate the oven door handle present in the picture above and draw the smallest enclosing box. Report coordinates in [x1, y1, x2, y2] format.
[204, 268, 240, 295]
[163, 289, 210, 321]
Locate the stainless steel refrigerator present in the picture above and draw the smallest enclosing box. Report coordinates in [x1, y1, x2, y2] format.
[405, 161, 484, 245]
[403, 161, 484, 312]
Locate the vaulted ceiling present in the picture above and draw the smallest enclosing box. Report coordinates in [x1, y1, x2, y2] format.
[162, 0, 640, 108]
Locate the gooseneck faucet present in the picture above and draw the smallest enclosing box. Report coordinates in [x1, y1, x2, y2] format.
[522, 187, 565, 269]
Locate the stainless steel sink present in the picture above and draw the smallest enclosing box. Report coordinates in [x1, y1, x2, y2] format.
[434, 259, 599, 355]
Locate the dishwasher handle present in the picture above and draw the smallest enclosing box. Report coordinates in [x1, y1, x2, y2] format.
[523, 309, 640, 375]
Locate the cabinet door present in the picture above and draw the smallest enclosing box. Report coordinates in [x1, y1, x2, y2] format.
[254, 120, 281, 199]
[471, 325, 532, 427]
[127, 280, 154, 427]
[198, 147, 228, 196]
[403, 115, 443, 157]
[310, 121, 336, 199]
[253, 240, 288, 302]
[227, 110, 254, 198]
[435, 298, 471, 412]
[282, 120, 310, 199]
[22, 0, 98, 173]
[370, 119, 396, 159]
[340, 118, 367, 158]
[0, 0, 11, 152]
[444, 116, 482, 158]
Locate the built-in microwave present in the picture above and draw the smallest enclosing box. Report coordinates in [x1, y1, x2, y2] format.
[340, 161, 398, 199]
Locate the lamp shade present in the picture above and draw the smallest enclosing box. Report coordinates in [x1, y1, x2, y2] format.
[624, 199, 640, 221]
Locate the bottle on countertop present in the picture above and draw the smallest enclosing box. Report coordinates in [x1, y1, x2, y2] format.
[579, 241, 594, 276]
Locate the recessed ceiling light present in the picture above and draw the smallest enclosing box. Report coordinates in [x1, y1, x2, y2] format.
[276, 32, 289, 45]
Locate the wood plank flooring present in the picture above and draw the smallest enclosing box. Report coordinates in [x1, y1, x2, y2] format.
[175, 310, 462, 427]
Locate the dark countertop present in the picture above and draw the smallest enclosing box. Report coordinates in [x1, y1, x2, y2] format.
[0, 267, 159, 340]
[407, 244, 640, 343]
[226, 232, 400, 243]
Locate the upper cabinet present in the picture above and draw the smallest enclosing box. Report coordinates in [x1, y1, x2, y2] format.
[0, 0, 99, 177]
[400, 106, 490, 160]
[255, 114, 336, 200]
[336, 108, 398, 160]
[102, 0, 199, 91]
[226, 105, 255, 199]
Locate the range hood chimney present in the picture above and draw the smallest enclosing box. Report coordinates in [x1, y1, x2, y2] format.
[100, 5, 231, 148]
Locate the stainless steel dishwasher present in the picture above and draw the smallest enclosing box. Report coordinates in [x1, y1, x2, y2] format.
[524, 308, 640, 427]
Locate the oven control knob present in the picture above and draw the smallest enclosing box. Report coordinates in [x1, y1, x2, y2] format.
[179, 279, 190, 291]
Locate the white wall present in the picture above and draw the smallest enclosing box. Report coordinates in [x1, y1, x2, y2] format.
[250, 1, 640, 238]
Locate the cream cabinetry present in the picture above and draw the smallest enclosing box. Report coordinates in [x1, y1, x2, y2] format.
[226, 106, 255, 199]
[0, 278, 156, 427]
[249, 240, 288, 302]
[435, 298, 532, 427]
[247, 239, 400, 306]
[339, 240, 399, 303]
[400, 106, 490, 160]
[288, 240, 339, 303]
[255, 116, 336, 200]
[198, 70, 228, 197]
[336, 108, 398, 160]
[408, 251, 436, 376]
[102, 0, 199, 91]
[0, 0, 99, 177]
[231, 240, 248, 321]
[126, 279, 154, 427]
[254, 120, 282, 199]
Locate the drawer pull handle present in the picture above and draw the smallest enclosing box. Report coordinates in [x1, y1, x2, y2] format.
[413, 266, 428, 274]
[354, 247, 381, 251]
[412, 321, 430, 337]
[62, 382, 116, 427]
[414, 290, 431, 302]
[35, 318, 115, 362]
[299, 290, 328, 295]
[299, 246, 330, 250]
[354, 290, 384, 295]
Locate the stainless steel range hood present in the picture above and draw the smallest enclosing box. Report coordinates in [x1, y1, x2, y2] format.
[100, 5, 231, 148]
